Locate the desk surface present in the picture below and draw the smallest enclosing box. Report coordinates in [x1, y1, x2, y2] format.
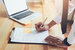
[0, 1, 67, 50]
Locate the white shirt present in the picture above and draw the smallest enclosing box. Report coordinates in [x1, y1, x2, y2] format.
[53, 0, 63, 24]
[53, 0, 75, 44]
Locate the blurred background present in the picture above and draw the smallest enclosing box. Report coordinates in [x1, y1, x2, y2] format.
[0, 0, 41, 3]
[0, 0, 74, 21]
[0, 0, 2, 3]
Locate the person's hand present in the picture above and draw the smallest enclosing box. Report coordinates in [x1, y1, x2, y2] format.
[35, 22, 49, 32]
[45, 35, 68, 48]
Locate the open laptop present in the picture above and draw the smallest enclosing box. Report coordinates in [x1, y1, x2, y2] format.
[3, 0, 41, 24]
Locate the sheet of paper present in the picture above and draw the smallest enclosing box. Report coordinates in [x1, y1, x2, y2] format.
[11, 28, 49, 43]
[23, 28, 32, 33]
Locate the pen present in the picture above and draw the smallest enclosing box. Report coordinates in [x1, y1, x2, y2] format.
[40, 17, 48, 27]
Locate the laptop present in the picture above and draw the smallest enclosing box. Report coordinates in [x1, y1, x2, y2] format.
[3, 0, 41, 24]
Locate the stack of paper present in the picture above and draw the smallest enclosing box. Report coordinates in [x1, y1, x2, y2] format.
[10, 28, 49, 44]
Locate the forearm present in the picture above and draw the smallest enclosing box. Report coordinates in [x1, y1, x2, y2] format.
[48, 20, 57, 28]
[64, 22, 75, 46]
[67, 23, 75, 44]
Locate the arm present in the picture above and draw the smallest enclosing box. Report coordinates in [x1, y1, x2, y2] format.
[64, 6, 75, 46]
[48, 12, 62, 28]
[63, 23, 75, 46]
[35, 12, 62, 32]
[48, 20, 57, 28]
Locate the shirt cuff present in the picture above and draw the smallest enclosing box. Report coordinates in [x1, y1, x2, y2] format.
[64, 37, 71, 46]
[53, 15, 62, 24]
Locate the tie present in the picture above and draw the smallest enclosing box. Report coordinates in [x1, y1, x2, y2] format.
[61, 0, 69, 34]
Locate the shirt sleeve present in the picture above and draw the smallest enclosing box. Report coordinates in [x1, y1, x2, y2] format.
[67, 22, 75, 44]
[67, 2, 75, 44]
[53, 0, 63, 24]
[53, 13, 62, 24]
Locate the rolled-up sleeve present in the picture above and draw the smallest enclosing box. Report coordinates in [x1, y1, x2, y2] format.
[53, 0, 63, 24]
[53, 13, 62, 24]
[67, 0, 75, 44]
[67, 14, 75, 44]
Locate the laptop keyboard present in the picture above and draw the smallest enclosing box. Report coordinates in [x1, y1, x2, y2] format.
[13, 11, 34, 20]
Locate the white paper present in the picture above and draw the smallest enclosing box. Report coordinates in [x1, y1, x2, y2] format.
[10, 28, 49, 43]
[4, 0, 28, 15]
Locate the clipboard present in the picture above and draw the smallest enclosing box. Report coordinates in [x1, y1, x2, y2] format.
[8, 27, 49, 45]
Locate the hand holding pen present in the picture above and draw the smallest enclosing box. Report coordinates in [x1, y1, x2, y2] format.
[35, 17, 49, 32]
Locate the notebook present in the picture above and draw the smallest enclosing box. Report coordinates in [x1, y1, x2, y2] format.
[9, 27, 49, 44]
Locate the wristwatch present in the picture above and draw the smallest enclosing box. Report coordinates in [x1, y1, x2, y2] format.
[64, 38, 71, 46]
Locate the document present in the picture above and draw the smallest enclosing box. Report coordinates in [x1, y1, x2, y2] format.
[10, 28, 49, 43]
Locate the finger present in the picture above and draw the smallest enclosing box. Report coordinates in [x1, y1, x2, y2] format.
[38, 28, 43, 32]
[44, 26, 49, 30]
[35, 24, 40, 31]
[48, 41, 57, 46]
[35, 23, 41, 29]
[56, 45, 68, 48]
[45, 36, 54, 42]
[35, 25, 41, 32]
[48, 41, 53, 44]
[35, 22, 42, 26]
[35, 22, 42, 29]
[39, 27, 45, 32]
[35, 24, 44, 32]
[40, 26, 45, 31]
[36, 26, 45, 32]
[35, 24, 38, 30]
[35, 24, 38, 29]
[54, 42, 68, 48]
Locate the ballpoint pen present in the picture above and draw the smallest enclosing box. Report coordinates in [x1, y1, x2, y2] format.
[40, 17, 48, 27]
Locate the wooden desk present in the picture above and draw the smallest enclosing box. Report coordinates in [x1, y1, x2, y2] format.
[0, 2, 67, 50]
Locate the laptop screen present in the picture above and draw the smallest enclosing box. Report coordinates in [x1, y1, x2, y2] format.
[4, 0, 28, 15]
